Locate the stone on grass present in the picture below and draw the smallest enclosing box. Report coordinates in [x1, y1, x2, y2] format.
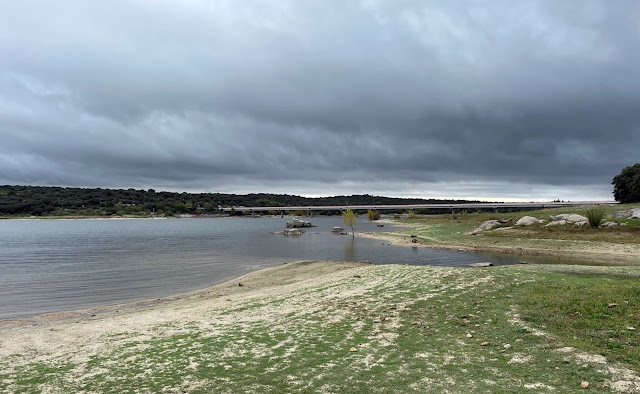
[630, 208, 640, 219]
[613, 210, 631, 218]
[545, 220, 567, 227]
[566, 214, 588, 223]
[466, 333, 473, 338]
[574, 221, 588, 227]
[581, 381, 589, 389]
[469, 262, 493, 268]
[515, 216, 543, 226]
[470, 220, 502, 234]
[480, 342, 489, 346]
[601, 222, 618, 227]
[348, 347, 358, 352]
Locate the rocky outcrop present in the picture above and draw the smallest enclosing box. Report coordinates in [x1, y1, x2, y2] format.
[515, 216, 543, 226]
[630, 208, 640, 219]
[545, 219, 567, 227]
[286, 219, 316, 228]
[613, 210, 631, 219]
[550, 214, 587, 223]
[470, 218, 512, 235]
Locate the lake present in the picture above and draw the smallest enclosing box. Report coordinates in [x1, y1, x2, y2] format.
[0, 217, 547, 319]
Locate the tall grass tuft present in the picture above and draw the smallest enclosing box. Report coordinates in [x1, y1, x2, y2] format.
[584, 207, 606, 228]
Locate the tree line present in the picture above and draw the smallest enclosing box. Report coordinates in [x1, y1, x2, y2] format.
[0, 185, 476, 217]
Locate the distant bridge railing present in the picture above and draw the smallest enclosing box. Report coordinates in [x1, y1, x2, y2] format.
[220, 201, 617, 213]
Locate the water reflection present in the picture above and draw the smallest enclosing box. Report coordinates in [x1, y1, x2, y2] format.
[344, 238, 356, 261]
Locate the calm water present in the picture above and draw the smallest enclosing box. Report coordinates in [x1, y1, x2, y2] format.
[1, 217, 543, 319]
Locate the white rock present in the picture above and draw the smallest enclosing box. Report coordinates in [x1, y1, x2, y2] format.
[545, 220, 567, 227]
[601, 222, 618, 227]
[515, 216, 543, 226]
[574, 221, 588, 227]
[565, 214, 588, 223]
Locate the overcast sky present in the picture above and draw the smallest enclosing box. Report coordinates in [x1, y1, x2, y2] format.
[1, 0, 639, 201]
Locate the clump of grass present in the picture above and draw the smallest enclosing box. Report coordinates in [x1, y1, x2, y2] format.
[585, 207, 606, 228]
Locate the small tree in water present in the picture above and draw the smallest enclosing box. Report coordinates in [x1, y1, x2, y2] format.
[343, 207, 357, 237]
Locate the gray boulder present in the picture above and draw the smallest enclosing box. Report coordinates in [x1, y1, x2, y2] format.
[601, 222, 618, 228]
[574, 221, 588, 227]
[630, 208, 640, 219]
[515, 216, 543, 226]
[613, 210, 631, 219]
[286, 219, 316, 228]
[566, 214, 588, 223]
[545, 219, 567, 227]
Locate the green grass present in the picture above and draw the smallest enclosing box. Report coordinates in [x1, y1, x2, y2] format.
[515, 270, 640, 371]
[2, 263, 639, 393]
[386, 204, 640, 263]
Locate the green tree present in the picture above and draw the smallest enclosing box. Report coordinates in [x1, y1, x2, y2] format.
[612, 163, 640, 203]
[342, 207, 357, 237]
[367, 209, 380, 221]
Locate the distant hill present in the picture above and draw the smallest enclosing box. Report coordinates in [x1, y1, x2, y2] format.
[0, 185, 478, 217]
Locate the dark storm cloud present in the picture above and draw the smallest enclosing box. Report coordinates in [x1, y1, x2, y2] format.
[1, 0, 639, 199]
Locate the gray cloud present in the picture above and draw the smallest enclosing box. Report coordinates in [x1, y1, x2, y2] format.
[1, 0, 639, 200]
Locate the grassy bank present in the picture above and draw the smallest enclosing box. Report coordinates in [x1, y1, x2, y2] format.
[1, 261, 639, 393]
[371, 204, 640, 264]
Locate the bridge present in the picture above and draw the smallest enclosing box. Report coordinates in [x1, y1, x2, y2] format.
[220, 201, 617, 215]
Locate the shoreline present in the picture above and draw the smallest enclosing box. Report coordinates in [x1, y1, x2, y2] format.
[0, 260, 369, 330]
[357, 229, 640, 265]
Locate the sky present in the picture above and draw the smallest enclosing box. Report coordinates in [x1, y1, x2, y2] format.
[1, 0, 639, 201]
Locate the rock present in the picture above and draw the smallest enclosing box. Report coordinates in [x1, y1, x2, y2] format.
[581, 381, 589, 389]
[469, 262, 493, 268]
[552, 214, 571, 221]
[515, 216, 543, 226]
[601, 221, 618, 227]
[411, 238, 418, 243]
[410, 234, 417, 238]
[545, 219, 567, 227]
[608, 303, 618, 308]
[630, 208, 640, 219]
[286, 219, 316, 228]
[480, 342, 489, 346]
[332, 226, 345, 233]
[627, 326, 636, 331]
[574, 221, 588, 227]
[470, 220, 504, 234]
[551, 213, 588, 223]
[503, 344, 511, 349]
[348, 347, 358, 352]
[377, 224, 384, 227]
[238, 282, 243, 287]
[613, 210, 631, 218]
[620, 223, 628, 226]
[494, 226, 513, 231]
[566, 214, 588, 223]
[466, 333, 473, 338]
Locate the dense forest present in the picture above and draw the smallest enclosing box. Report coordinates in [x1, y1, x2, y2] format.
[0, 185, 477, 217]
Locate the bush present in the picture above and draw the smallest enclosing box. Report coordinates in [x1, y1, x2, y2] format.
[367, 209, 381, 221]
[612, 163, 640, 203]
[585, 207, 606, 228]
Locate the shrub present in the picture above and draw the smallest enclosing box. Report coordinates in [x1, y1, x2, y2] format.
[585, 207, 606, 228]
[367, 209, 381, 221]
